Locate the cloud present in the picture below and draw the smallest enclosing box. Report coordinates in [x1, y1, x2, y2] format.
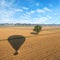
[15, 16, 50, 24]
[25, 10, 36, 16]
[36, 9, 45, 13]
[46, 15, 52, 19]
[30, 11, 35, 14]
[14, 9, 23, 12]
[0, 8, 23, 18]
[30, 17, 50, 24]
[26, 8, 45, 15]
[0, 0, 57, 24]
[43, 7, 52, 12]
[0, 0, 24, 23]
[22, 7, 29, 10]
[54, 13, 57, 16]
[36, 3, 40, 6]
[36, 7, 52, 13]
[20, 14, 31, 20]
[27, 7, 51, 15]
[0, 0, 14, 8]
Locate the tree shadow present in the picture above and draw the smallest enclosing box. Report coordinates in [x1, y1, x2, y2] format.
[8, 35, 25, 55]
[27, 32, 60, 38]
[31, 32, 37, 35]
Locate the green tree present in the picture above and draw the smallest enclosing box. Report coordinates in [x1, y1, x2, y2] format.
[33, 25, 42, 34]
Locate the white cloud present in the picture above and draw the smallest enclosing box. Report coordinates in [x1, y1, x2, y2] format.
[16, 17, 50, 24]
[30, 11, 35, 14]
[0, 0, 24, 23]
[36, 7, 52, 13]
[22, 7, 29, 10]
[25, 8, 46, 16]
[46, 15, 52, 19]
[36, 9, 45, 13]
[0, 0, 5, 6]
[14, 9, 23, 12]
[54, 13, 57, 15]
[0, 0, 14, 8]
[25, 10, 35, 16]
[0, 0, 54, 24]
[35, 17, 49, 21]
[31, 17, 50, 24]
[36, 3, 40, 6]
[17, 20, 32, 23]
[43, 7, 52, 12]
[20, 14, 31, 20]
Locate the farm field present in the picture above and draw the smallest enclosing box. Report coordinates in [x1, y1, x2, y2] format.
[0, 26, 60, 60]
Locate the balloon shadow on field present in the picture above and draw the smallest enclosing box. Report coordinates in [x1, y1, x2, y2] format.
[8, 35, 25, 55]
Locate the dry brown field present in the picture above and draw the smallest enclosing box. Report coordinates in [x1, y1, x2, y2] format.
[0, 26, 60, 60]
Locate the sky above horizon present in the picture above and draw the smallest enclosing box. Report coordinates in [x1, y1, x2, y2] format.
[0, 0, 60, 24]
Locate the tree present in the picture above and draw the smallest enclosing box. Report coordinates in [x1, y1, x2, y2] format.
[33, 25, 42, 34]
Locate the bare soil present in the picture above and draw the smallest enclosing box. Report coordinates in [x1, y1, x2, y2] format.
[0, 26, 60, 60]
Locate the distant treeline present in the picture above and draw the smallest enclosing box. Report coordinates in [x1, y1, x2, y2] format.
[0, 23, 60, 27]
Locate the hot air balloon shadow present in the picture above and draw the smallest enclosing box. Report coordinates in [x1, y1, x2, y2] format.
[8, 35, 25, 55]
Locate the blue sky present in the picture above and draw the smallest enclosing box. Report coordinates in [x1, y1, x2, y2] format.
[0, 0, 60, 24]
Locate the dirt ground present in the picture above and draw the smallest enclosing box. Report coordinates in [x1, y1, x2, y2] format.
[0, 26, 60, 60]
